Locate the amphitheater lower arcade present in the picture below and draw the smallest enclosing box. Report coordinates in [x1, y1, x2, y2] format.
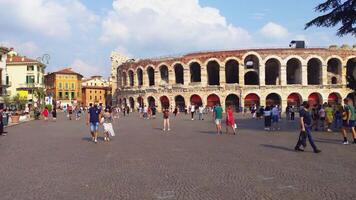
[116, 48, 356, 112]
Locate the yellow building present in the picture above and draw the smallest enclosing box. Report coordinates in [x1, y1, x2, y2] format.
[45, 68, 83, 107]
[82, 76, 111, 107]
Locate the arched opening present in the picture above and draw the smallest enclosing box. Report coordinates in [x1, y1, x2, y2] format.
[122, 72, 128, 86]
[244, 71, 259, 85]
[147, 67, 155, 86]
[244, 54, 259, 70]
[225, 94, 239, 112]
[175, 95, 185, 111]
[123, 98, 127, 107]
[137, 68, 143, 86]
[160, 96, 170, 109]
[160, 65, 169, 84]
[244, 93, 260, 107]
[266, 93, 281, 106]
[174, 64, 184, 84]
[265, 58, 281, 85]
[190, 62, 201, 83]
[328, 93, 341, 105]
[308, 93, 322, 106]
[190, 94, 202, 106]
[307, 58, 322, 85]
[128, 70, 134, 86]
[346, 58, 356, 85]
[287, 58, 302, 84]
[225, 59, 239, 84]
[129, 97, 135, 109]
[147, 96, 156, 107]
[327, 58, 341, 84]
[287, 93, 302, 106]
[137, 96, 144, 107]
[207, 94, 220, 107]
[207, 61, 220, 85]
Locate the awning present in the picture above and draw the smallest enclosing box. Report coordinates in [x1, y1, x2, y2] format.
[245, 93, 259, 101]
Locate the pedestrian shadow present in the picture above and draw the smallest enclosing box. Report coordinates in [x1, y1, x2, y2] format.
[82, 137, 92, 142]
[314, 138, 340, 144]
[260, 144, 295, 152]
[198, 131, 218, 135]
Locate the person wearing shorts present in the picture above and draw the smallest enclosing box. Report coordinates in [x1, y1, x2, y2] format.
[162, 107, 170, 131]
[214, 104, 223, 135]
[87, 104, 102, 144]
[271, 105, 280, 131]
[341, 98, 356, 145]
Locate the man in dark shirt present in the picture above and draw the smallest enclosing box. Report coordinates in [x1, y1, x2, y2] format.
[87, 104, 102, 143]
[295, 101, 321, 153]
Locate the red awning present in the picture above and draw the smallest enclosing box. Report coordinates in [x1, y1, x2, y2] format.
[245, 94, 259, 101]
[308, 93, 320, 104]
[160, 96, 169, 103]
[191, 95, 202, 103]
[207, 95, 220, 107]
[288, 93, 300, 103]
[328, 93, 339, 102]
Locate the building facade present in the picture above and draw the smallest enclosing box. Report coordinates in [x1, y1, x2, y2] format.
[82, 76, 111, 107]
[6, 49, 46, 102]
[0, 46, 10, 106]
[116, 46, 356, 112]
[45, 68, 83, 107]
[110, 52, 130, 106]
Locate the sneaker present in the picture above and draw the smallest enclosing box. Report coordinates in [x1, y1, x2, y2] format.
[314, 149, 321, 153]
[162, 129, 166, 131]
[342, 141, 349, 145]
[168, 129, 171, 131]
[294, 147, 304, 152]
[94, 139, 98, 143]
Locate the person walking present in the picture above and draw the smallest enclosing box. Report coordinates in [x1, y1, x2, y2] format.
[295, 101, 321, 153]
[271, 105, 280, 131]
[42, 107, 49, 121]
[52, 107, 57, 121]
[325, 103, 334, 132]
[319, 104, 326, 131]
[0, 108, 5, 136]
[226, 106, 236, 135]
[190, 104, 195, 120]
[102, 108, 115, 142]
[214, 103, 223, 135]
[173, 106, 178, 117]
[341, 98, 356, 144]
[162, 107, 170, 131]
[290, 106, 295, 121]
[264, 106, 272, 131]
[67, 104, 73, 120]
[87, 104, 102, 144]
[198, 105, 204, 120]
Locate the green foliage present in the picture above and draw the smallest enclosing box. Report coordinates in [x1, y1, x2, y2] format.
[33, 87, 46, 105]
[44, 104, 53, 112]
[305, 0, 356, 36]
[11, 94, 27, 110]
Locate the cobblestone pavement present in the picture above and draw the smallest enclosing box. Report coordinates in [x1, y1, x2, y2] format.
[0, 112, 356, 200]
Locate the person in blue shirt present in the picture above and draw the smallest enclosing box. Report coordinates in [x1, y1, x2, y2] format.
[295, 101, 321, 153]
[87, 103, 102, 144]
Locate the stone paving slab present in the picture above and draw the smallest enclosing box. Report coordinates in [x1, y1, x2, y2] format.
[0, 113, 355, 200]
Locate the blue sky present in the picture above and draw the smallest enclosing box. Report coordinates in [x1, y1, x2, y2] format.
[0, 0, 354, 78]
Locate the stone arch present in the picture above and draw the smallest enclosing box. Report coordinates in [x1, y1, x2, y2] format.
[137, 96, 144, 107]
[265, 58, 281, 85]
[174, 63, 184, 84]
[147, 66, 155, 86]
[160, 95, 170, 109]
[307, 58, 322, 85]
[327, 57, 342, 84]
[159, 65, 169, 84]
[175, 95, 186, 111]
[207, 93, 221, 107]
[308, 92, 323, 106]
[189, 61, 202, 83]
[286, 58, 302, 84]
[244, 71, 259, 85]
[346, 57, 356, 83]
[129, 97, 135, 109]
[225, 59, 239, 84]
[122, 71, 128, 86]
[190, 94, 203, 106]
[328, 92, 342, 105]
[147, 96, 156, 107]
[287, 93, 302, 106]
[244, 93, 260, 107]
[266, 93, 281, 106]
[207, 60, 220, 85]
[225, 93, 240, 112]
[137, 68, 143, 86]
[122, 98, 127, 107]
[244, 53, 260, 70]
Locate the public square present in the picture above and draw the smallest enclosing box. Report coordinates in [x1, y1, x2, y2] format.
[1, 113, 356, 200]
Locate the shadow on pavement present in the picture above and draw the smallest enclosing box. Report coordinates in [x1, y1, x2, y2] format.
[260, 144, 295, 152]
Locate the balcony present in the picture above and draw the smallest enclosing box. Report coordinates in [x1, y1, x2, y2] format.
[18, 83, 45, 89]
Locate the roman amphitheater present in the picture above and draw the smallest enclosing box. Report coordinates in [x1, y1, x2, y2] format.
[113, 46, 356, 112]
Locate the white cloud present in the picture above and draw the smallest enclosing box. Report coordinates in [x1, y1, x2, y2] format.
[0, 40, 40, 57]
[100, 0, 252, 57]
[70, 59, 102, 77]
[260, 22, 289, 39]
[0, 0, 99, 38]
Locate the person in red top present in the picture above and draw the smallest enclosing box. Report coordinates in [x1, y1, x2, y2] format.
[42, 107, 49, 121]
[226, 106, 236, 135]
[162, 107, 170, 132]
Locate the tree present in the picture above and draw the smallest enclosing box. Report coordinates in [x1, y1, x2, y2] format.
[305, 0, 356, 36]
[33, 87, 46, 106]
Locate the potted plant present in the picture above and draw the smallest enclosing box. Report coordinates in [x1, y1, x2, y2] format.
[10, 94, 27, 124]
